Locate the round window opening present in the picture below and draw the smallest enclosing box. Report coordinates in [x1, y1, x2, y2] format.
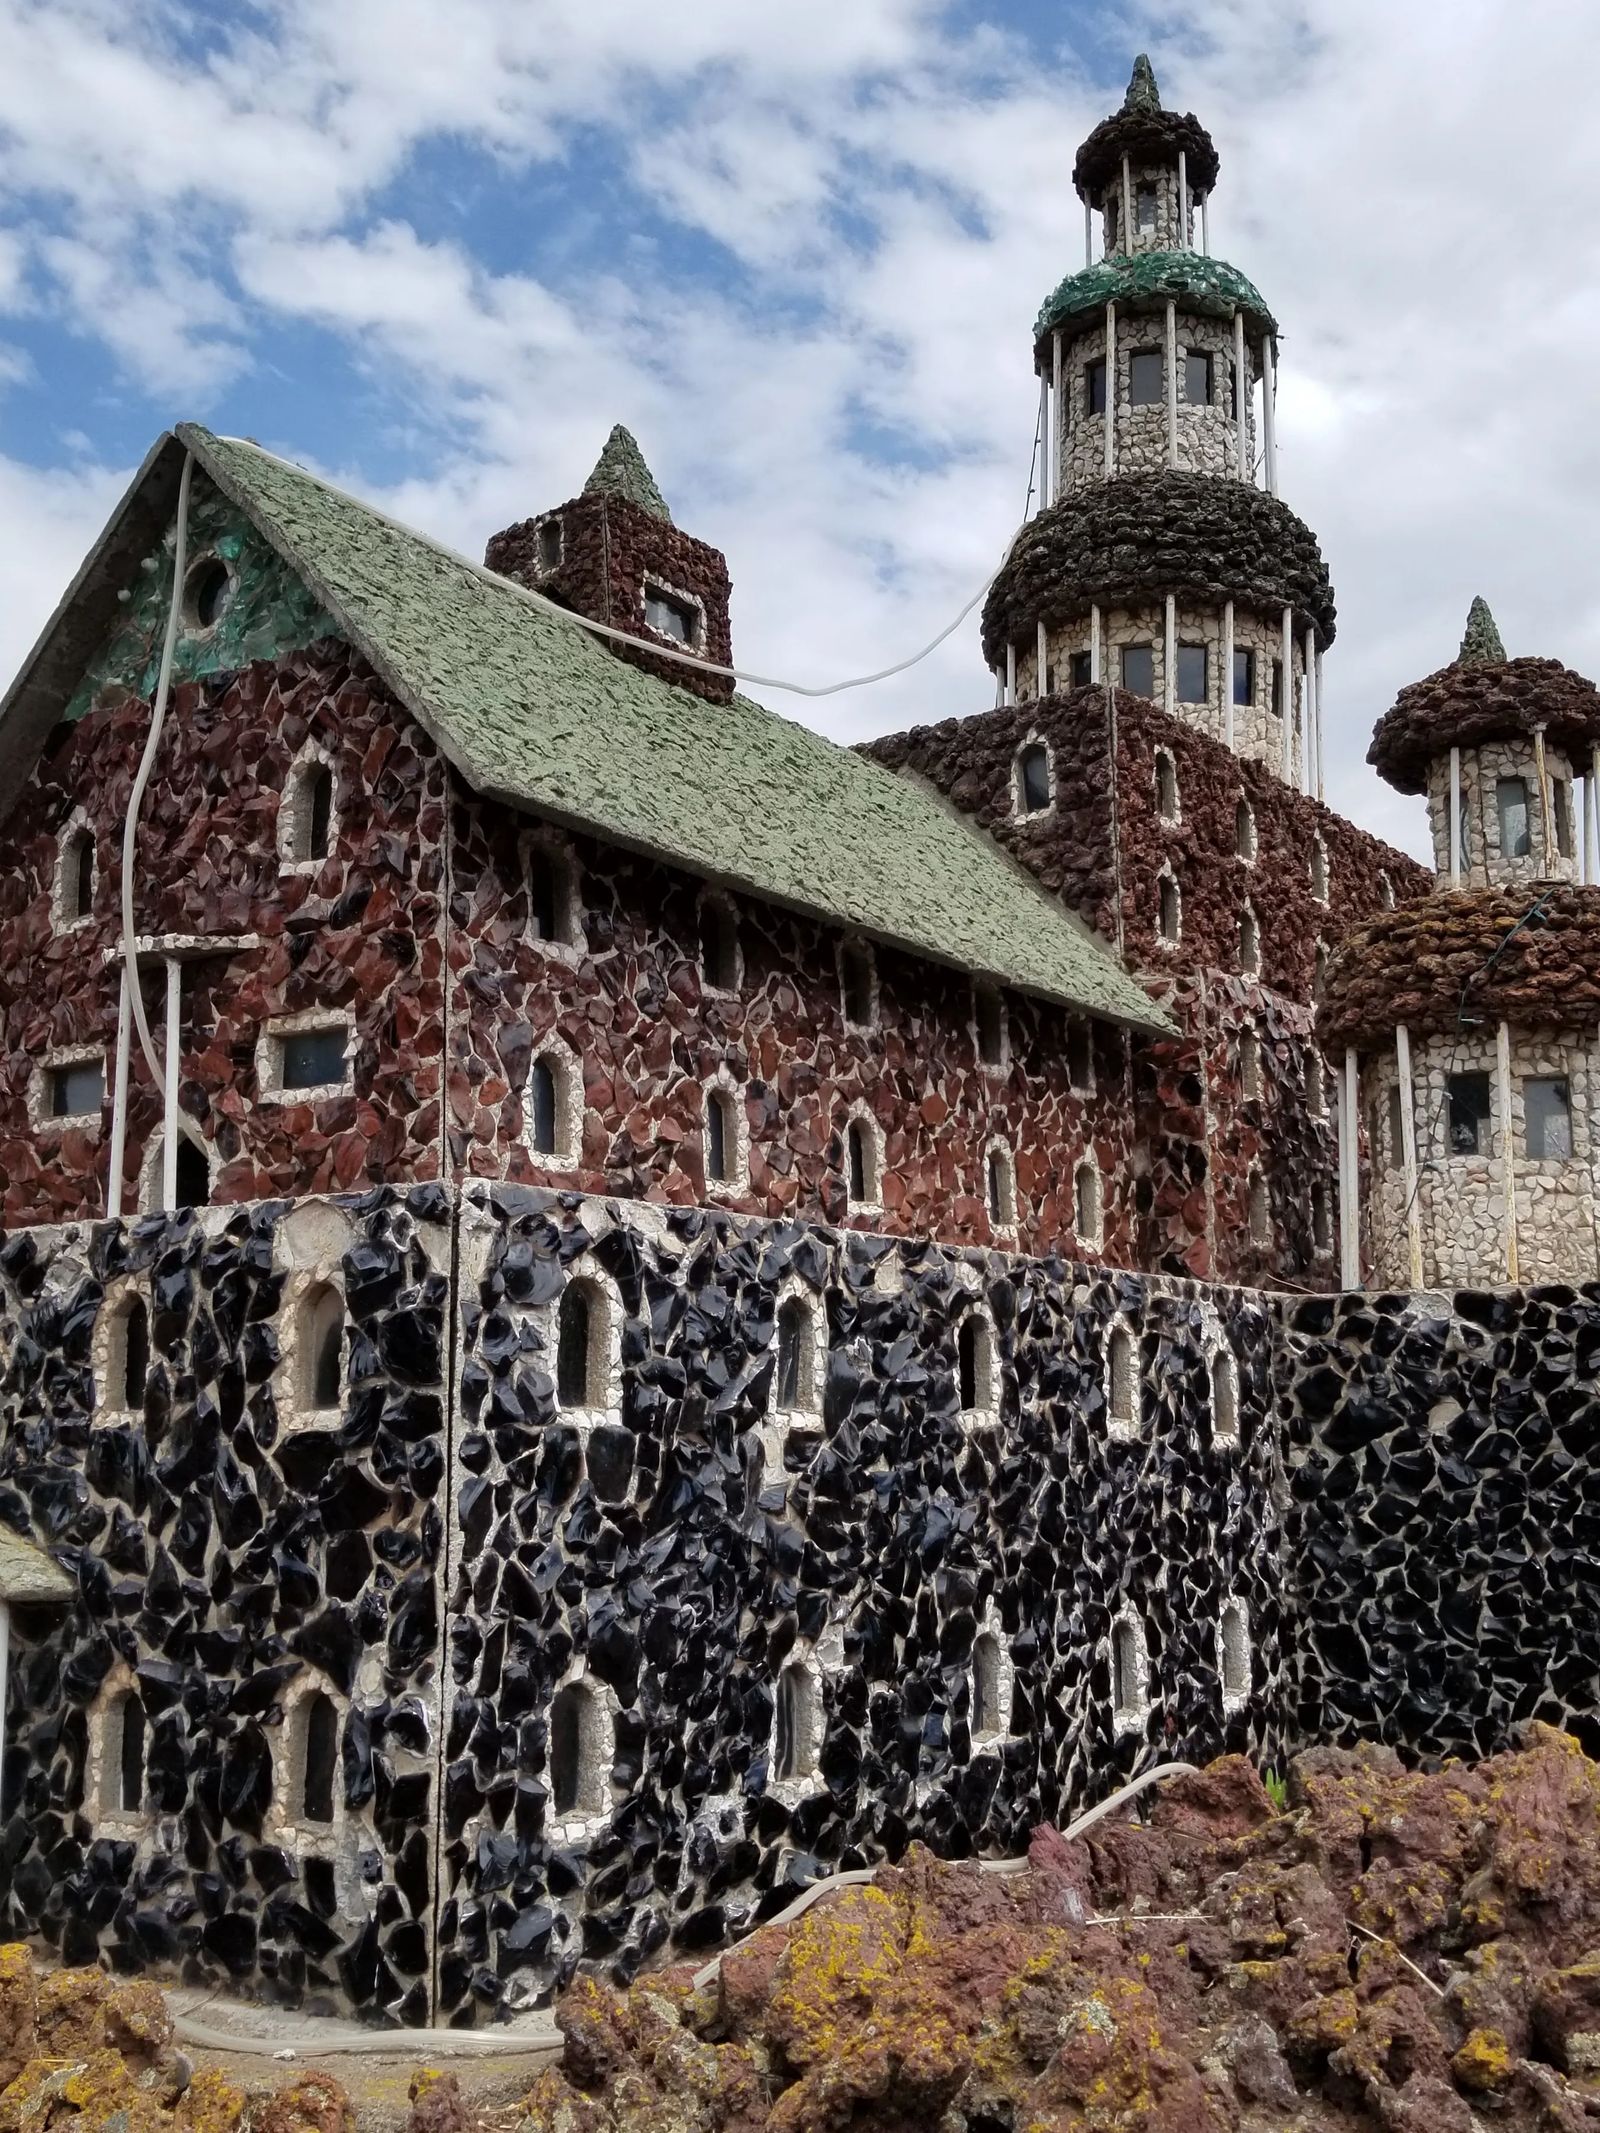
[184, 556, 233, 633]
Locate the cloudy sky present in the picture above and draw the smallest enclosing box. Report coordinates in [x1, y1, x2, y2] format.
[1, 0, 1596, 863]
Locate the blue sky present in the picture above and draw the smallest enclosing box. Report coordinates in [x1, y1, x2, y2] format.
[4, 0, 1600, 864]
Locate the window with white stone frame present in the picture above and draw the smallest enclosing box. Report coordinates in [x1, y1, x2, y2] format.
[1239, 1024, 1261, 1101]
[525, 1038, 582, 1166]
[970, 1603, 1014, 1747]
[278, 1273, 347, 1426]
[843, 1107, 883, 1212]
[1239, 905, 1260, 976]
[1109, 1605, 1150, 1738]
[1175, 644, 1208, 706]
[1075, 1155, 1103, 1251]
[1217, 1598, 1251, 1714]
[985, 1139, 1018, 1233]
[1104, 1317, 1137, 1438]
[32, 1047, 104, 1130]
[1209, 1344, 1240, 1446]
[139, 1126, 214, 1215]
[258, 1010, 355, 1101]
[268, 1673, 345, 1843]
[770, 1281, 824, 1421]
[642, 577, 704, 650]
[551, 1256, 635, 1505]
[1156, 866, 1181, 946]
[53, 812, 96, 931]
[278, 745, 337, 872]
[535, 514, 564, 573]
[1236, 797, 1257, 863]
[1128, 348, 1163, 405]
[703, 1070, 749, 1195]
[95, 1283, 151, 1422]
[1247, 1169, 1270, 1245]
[88, 1666, 149, 1825]
[1154, 747, 1180, 821]
[547, 1665, 619, 1840]
[1013, 738, 1054, 818]
[770, 1648, 827, 1796]
[956, 1301, 999, 1427]
[1524, 1076, 1573, 1161]
[526, 834, 582, 951]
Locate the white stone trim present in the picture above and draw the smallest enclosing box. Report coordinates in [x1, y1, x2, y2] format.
[768, 1624, 840, 1804]
[93, 1278, 150, 1424]
[703, 1067, 750, 1197]
[30, 1045, 105, 1131]
[983, 1136, 1018, 1236]
[1217, 1596, 1251, 1714]
[277, 740, 339, 874]
[1202, 1311, 1240, 1447]
[86, 1661, 150, 1831]
[1074, 1154, 1104, 1253]
[1247, 1166, 1270, 1245]
[837, 937, 879, 1030]
[52, 808, 96, 933]
[1153, 744, 1181, 824]
[550, 1251, 625, 1433]
[1310, 830, 1330, 904]
[955, 1298, 1000, 1428]
[1236, 794, 1257, 864]
[522, 827, 583, 955]
[1239, 900, 1261, 976]
[697, 886, 743, 994]
[275, 1269, 349, 1430]
[257, 1008, 356, 1102]
[546, 1660, 620, 1844]
[525, 1033, 584, 1168]
[641, 572, 707, 654]
[769, 1277, 824, 1425]
[1011, 732, 1057, 820]
[1155, 862, 1182, 948]
[1104, 1313, 1137, 1439]
[266, 1670, 347, 1849]
[970, 1599, 1015, 1748]
[1109, 1603, 1151, 1739]
[842, 1103, 884, 1214]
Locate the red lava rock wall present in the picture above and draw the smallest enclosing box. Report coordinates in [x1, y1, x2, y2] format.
[0, 641, 449, 1225]
[486, 492, 734, 705]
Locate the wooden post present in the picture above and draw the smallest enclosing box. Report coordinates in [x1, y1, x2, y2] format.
[1222, 600, 1235, 752]
[1395, 1025, 1424, 1289]
[1103, 302, 1116, 479]
[1233, 313, 1247, 480]
[1340, 1048, 1361, 1289]
[1165, 299, 1178, 467]
[1449, 745, 1462, 887]
[1497, 1019, 1519, 1283]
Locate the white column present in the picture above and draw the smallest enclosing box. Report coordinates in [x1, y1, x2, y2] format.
[1178, 151, 1189, 246]
[1121, 153, 1133, 253]
[1090, 603, 1102, 683]
[1005, 643, 1017, 708]
[1164, 593, 1176, 716]
[1496, 1019, 1519, 1284]
[161, 954, 180, 1212]
[1303, 628, 1318, 799]
[107, 965, 132, 1221]
[1037, 374, 1051, 512]
[1037, 618, 1049, 696]
[1232, 314, 1247, 481]
[1449, 745, 1462, 888]
[1084, 198, 1093, 268]
[1051, 330, 1063, 499]
[1278, 606, 1293, 782]
[1103, 303, 1117, 479]
[1164, 299, 1178, 468]
[1585, 771, 1595, 885]
[1395, 1024, 1424, 1289]
[1314, 647, 1326, 801]
[1221, 601, 1235, 752]
[1339, 1048, 1361, 1289]
[1261, 335, 1278, 496]
[1200, 195, 1210, 255]
[1591, 745, 1600, 881]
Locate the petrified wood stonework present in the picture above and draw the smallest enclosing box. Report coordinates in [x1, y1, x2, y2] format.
[1072, 101, 1219, 200]
[980, 476, 1336, 667]
[1368, 655, 1600, 795]
[1318, 883, 1600, 1049]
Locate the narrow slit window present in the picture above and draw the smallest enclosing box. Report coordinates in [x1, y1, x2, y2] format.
[1239, 1026, 1260, 1101]
[958, 1313, 994, 1416]
[557, 1282, 596, 1407]
[1111, 1616, 1144, 1724]
[1448, 1072, 1493, 1156]
[305, 766, 333, 863]
[840, 941, 876, 1025]
[528, 1056, 559, 1156]
[776, 1297, 812, 1411]
[846, 1117, 877, 1206]
[1175, 645, 1207, 706]
[122, 1299, 149, 1412]
[536, 516, 563, 572]
[116, 1691, 146, 1813]
[302, 1693, 338, 1825]
[1210, 1348, 1239, 1443]
[1075, 1158, 1101, 1244]
[698, 897, 740, 991]
[975, 985, 1006, 1067]
[1554, 778, 1574, 859]
[1154, 750, 1179, 819]
[1387, 1084, 1405, 1167]
[1525, 1076, 1572, 1160]
[1069, 649, 1093, 689]
[986, 1145, 1015, 1228]
[1184, 351, 1212, 405]
[1067, 1018, 1093, 1093]
[61, 828, 95, 923]
[1232, 647, 1255, 707]
[1016, 743, 1052, 816]
[1157, 872, 1180, 942]
[1496, 777, 1531, 859]
[175, 1135, 210, 1209]
[1248, 1172, 1270, 1244]
[1135, 183, 1157, 232]
[1239, 909, 1260, 975]
[528, 848, 574, 945]
[774, 1663, 819, 1782]
[1084, 358, 1107, 417]
[1121, 645, 1155, 698]
[706, 1086, 736, 1184]
[1312, 1181, 1333, 1252]
[550, 1681, 607, 1816]
[1219, 1601, 1250, 1705]
[1128, 349, 1163, 405]
[1107, 1324, 1133, 1429]
[972, 1633, 1003, 1736]
[1456, 785, 1473, 865]
[1236, 798, 1257, 860]
[1311, 838, 1329, 903]
[586, 1424, 635, 1504]
[302, 1284, 344, 1412]
[1271, 658, 1285, 720]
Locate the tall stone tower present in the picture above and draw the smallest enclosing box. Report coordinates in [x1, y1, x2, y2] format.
[1322, 601, 1600, 1285]
[982, 56, 1335, 790]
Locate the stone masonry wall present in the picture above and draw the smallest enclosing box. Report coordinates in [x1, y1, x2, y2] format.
[1056, 316, 1254, 492]
[1424, 737, 1579, 889]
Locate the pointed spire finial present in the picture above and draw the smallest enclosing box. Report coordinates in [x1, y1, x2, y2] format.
[1123, 53, 1161, 113]
[582, 424, 672, 523]
[1458, 595, 1506, 665]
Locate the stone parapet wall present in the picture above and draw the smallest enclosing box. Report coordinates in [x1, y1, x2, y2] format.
[1055, 314, 1254, 491]
[1425, 736, 1579, 888]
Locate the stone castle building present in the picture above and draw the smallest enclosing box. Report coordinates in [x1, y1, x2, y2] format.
[0, 59, 1597, 2027]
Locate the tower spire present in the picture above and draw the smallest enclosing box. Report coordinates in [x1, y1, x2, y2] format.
[1124, 53, 1162, 113]
[1457, 595, 1506, 665]
[582, 424, 672, 524]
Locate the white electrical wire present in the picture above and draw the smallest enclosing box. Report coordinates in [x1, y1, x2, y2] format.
[216, 433, 1022, 702]
[168, 1760, 1197, 2059]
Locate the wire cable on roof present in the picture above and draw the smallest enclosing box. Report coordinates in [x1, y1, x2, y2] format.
[217, 434, 1021, 702]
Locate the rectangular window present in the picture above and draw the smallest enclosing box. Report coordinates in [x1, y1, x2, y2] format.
[1128, 350, 1163, 406]
[1272, 658, 1285, 718]
[644, 586, 698, 646]
[1456, 785, 1473, 865]
[1232, 648, 1255, 707]
[1121, 644, 1155, 697]
[974, 984, 1006, 1067]
[1066, 1017, 1093, 1093]
[1496, 777, 1531, 859]
[1084, 359, 1107, 416]
[1447, 1071, 1493, 1156]
[1525, 1076, 1572, 1160]
[1135, 183, 1157, 232]
[1184, 351, 1212, 406]
[1387, 1084, 1404, 1169]
[1553, 777, 1574, 859]
[1175, 643, 1208, 704]
[1069, 649, 1093, 689]
[1229, 360, 1240, 419]
[49, 1060, 103, 1118]
[276, 1027, 349, 1092]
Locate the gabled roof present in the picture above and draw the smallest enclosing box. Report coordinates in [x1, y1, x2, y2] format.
[0, 424, 1170, 1033]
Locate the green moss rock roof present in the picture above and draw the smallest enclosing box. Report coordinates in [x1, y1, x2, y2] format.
[168, 427, 1165, 1032]
[1034, 250, 1275, 357]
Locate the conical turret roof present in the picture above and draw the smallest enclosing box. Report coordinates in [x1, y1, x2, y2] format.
[1458, 595, 1506, 665]
[1123, 54, 1161, 114]
[582, 425, 672, 523]
[1073, 55, 1218, 201]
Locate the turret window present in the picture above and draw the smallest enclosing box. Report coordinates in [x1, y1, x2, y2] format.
[643, 584, 700, 647]
[1236, 798, 1257, 861]
[1135, 183, 1157, 232]
[1554, 778, 1574, 859]
[536, 516, 564, 572]
[1128, 350, 1163, 405]
[1496, 778, 1532, 858]
[698, 892, 741, 991]
[1015, 741, 1053, 816]
[1084, 359, 1107, 416]
[1448, 1072, 1493, 1156]
[1232, 648, 1255, 707]
[1525, 1077, 1572, 1160]
[1121, 645, 1154, 698]
[1069, 650, 1093, 689]
[1175, 645, 1207, 705]
[840, 940, 878, 1027]
[1184, 352, 1213, 405]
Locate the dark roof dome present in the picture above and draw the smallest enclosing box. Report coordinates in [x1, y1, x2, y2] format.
[1073, 55, 1219, 203]
[1367, 598, 1600, 794]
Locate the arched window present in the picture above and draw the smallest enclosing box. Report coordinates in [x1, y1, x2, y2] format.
[698, 893, 740, 991]
[528, 1056, 558, 1156]
[1218, 1599, 1251, 1710]
[57, 822, 95, 926]
[1235, 798, 1257, 862]
[1239, 1025, 1261, 1101]
[1157, 870, 1180, 944]
[525, 1044, 579, 1164]
[105, 1689, 146, 1814]
[705, 1084, 739, 1187]
[1111, 1611, 1148, 1732]
[305, 766, 333, 863]
[1106, 1322, 1135, 1434]
[280, 752, 337, 868]
[972, 1632, 1004, 1739]
[556, 1281, 598, 1409]
[1015, 742, 1052, 817]
[986, 1143, 1016, 1230]
[1075, 1158, 1102, 1248]
[528, 843, 578, 946]
[121, 1298, 149, 1414]
[957, 1311, 996, 1418]
[1154, 749, 1179, 822]
[774, 1661, 821, 1783]
[300, 1283, 344, 1414]
[1239, 908, 1260, 975]
[1379, 871, 1396, 910]
[845, 1115, 879, 1208]
[1248, 1171, 1270, 1246]
[775, 1295, 817, 1414]
[549, 1680, 606, 1817]
[1210, 1347, 1239, 1445]
[1310, 835, 1329, 903]
[301, 1692, 339, 1825]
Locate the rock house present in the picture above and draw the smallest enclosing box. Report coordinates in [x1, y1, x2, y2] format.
[1, 61, 1598, 2027]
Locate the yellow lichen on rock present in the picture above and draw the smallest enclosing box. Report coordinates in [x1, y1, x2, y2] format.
[1451, 2026, 1514, 2092]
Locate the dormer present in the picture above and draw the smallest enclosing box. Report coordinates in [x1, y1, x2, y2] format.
[484, 425, 734, 705]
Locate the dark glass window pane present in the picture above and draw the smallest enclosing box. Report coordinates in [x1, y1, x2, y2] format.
[557, 1285, 592, 1406]
[1526, 1077, 1572, 1159]
[586, 1424, 635, 1504]
[958, 1317, 979, 1410]
[550, 1685, 583, 1813]
[987, 1150, 1006, 1222]
[1554, 779, 1574, 858]
[1176, 644, 1207, 704]
[306, 767, 333, 861]
[69, 833, 94, 919]
[175, 1137, 209, 1208]
[537, 516, 563, 571]
[303, 1695, 338, 1825]
[1496, 778, 1531, 858]
[847, 1121, 868, 1202]
[280, 1028, 346, 1090]
[123, 1300, 149, 1410]
[1387, 1085, 1404, 1165]
[1229, 361, 1240, 419]
[1272, 658, 1285, 717]
[1184, 352, 1212, 405]
[529, 1058, 558, 1155]
[1136, 183, 1157, 231]
[1017, 744, 1051, 814]
[777, 1300, 806, 1409]
[1084, 359, 1106, 416]
[1128, 350, 1163, 406]
[1448, 1072, 1493, 1155]
[1069, 650, 1092, 688]
[706, 1091, 728, 1181]
[644, 588, 695, 643]
[119, 1694, 146, 1813]
[1121, 645, 1155, 698]
[51, 1062, 102, 1117]
[1232, 648, 1255, 706]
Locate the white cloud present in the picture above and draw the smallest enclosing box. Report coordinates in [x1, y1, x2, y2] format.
[0, 449, 130, 694]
